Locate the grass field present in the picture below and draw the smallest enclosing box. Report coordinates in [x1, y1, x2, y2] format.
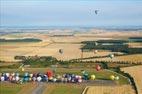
[0, 82, 84, 94]
[43, 83, 85, 94]
[0, 82, 37, 94]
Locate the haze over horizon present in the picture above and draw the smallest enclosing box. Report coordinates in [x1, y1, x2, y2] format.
[0, 0, 142, 27]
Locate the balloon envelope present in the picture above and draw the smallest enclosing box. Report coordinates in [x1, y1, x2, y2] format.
[47, 70, 53, 78]
[94, 50, 98, 53]
[1, 76, 5, 81]
[37, 76, 42, 82]
[15, 76, 20, 81]
[59, 49, 63, 54]
[91, 75, 96, 80]
[110, 75, 115, 80]
[22, 68, 25, 71]
[78, 79, 82, 83]
[115, 76, 119, 80]
[109, 54, 114, 59]
[96, 65, 101, 71]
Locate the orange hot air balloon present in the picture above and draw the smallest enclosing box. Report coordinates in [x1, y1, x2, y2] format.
[96, 64, 101, 71]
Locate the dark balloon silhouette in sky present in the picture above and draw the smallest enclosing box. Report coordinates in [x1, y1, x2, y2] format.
[95, 10, 99, 14]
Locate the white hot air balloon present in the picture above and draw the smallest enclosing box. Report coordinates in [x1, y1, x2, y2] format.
[1, 76, 5, 81]
[115, 76, 120, 80]
[15, 76, 20, 81]
[109, 54, 114, 59]
[78, 79, 82, 83]
[6, 73, 10, 77]
[37, 76, 42, 82]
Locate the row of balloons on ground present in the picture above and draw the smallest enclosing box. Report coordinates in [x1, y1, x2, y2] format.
[0, 70, 119, 84]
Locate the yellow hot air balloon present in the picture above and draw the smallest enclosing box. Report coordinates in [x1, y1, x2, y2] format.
[91, 74, 96, 80]
[21, 68, 25, 72]
[110, 75, 115, 80]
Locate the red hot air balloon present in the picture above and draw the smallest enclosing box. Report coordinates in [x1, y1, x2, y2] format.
[96, 65, 101, 71]
[46, 70, 53, 78]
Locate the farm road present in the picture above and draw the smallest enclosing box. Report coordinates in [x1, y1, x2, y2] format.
[32, 82, 45, 94]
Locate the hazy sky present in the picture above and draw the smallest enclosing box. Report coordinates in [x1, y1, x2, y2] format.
[0, 0, 142, 27]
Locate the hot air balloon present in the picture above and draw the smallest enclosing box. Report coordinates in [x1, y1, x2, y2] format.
[37, 76, 42, 82]
[1, 76, 4, 81]
[15, 76, 20, 81]
[21, 68, 25, 72]
[78, 78, 82, 83]
[46, 70, 53, 78]
[96, 64, 101, 71]
[53, 78, 57, 82]
[91, 74, 96, 80]
[109, 54, 114, 59]
[94, 50, 98, 54]
[95, 10, 99, 15]
[59, 49, 63, 54]
[115, 76, 119, 80]
[110, 75, 115, 80]
[30, 73, 33, 78]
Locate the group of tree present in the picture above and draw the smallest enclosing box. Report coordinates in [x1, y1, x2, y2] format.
[81, 40, 142, 54]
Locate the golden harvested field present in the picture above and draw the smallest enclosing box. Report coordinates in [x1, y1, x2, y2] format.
[0, 41, 51, 61]
[83, 54, 142, 63]
[1, 41, 142, 62]
[85, 85, 135, 94]
[128, 43, 142, 48]
[1, 32, 142, 62]
[121, 65, 142, 94]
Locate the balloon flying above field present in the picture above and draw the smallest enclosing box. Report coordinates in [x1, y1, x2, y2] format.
[59, 49, 63, 54]
[95, 10, 99, 15]
[109, 54, 114, 59]
[94, 50, 98, 54]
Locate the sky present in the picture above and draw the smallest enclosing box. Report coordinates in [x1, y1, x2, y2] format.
[0, 0, 142, 27]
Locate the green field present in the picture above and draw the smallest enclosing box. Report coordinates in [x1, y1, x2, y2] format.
[0, 83, 22, 94]
[43, 83, 84, 94]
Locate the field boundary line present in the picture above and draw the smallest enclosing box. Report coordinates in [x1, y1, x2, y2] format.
[82, 86, 90, 94]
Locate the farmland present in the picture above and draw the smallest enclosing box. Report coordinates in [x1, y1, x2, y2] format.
[121, 66, 142, 94]
[0, 30, 142, 94]
[85, 85, 135, 94]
